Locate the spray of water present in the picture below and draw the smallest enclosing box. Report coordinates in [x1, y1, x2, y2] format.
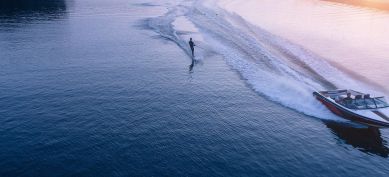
[143, 0, 384, 122]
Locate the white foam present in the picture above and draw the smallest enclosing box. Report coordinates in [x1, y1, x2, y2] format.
[145, 0, 385, 122]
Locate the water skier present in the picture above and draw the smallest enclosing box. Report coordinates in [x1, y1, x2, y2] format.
[189, 38, 195, 57]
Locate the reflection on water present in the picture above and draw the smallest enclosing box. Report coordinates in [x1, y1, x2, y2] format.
[222, 0, 389, 91]
[0, 0, 68, 23]
[189, 59, 195, 72]
[325, 121, 389, 158]
[325, 0, 389, 11]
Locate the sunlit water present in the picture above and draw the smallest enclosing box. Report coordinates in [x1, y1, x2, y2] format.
[221, 0, 389, 91]
[1, 0, 389, 176]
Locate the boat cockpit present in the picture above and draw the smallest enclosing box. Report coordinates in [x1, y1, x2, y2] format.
[319, 90, 389, 110]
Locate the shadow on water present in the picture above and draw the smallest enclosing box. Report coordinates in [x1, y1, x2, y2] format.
[0, 0, 68, 24]
[189, 58, 195, 72]
[324, 121, 389, 158]
[189, 58, 204, 74]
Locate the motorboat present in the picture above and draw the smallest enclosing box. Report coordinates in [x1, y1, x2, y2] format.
[313, 89, 389, 128]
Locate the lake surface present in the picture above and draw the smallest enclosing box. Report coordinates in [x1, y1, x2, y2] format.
[222, 0, 389, 89]
[1, 0, 389, 176]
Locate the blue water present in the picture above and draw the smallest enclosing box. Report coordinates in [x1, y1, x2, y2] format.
[1, 0, 389, 176]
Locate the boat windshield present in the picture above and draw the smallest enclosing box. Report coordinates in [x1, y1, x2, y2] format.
[375, 97, 389, 108]
[341, 97, 389, 109]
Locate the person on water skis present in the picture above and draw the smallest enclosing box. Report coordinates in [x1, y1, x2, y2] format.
[189, 38, 195, 57]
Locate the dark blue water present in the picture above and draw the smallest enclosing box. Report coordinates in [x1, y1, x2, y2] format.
[1, 0, 389, 176]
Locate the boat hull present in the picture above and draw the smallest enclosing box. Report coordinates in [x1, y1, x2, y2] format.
[313, 92, 389, 128]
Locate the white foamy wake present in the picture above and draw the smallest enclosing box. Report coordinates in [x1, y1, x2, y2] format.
[143, 0, 385, 121]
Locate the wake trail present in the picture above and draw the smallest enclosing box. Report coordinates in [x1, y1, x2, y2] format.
[144, 3, 208, 61]
[145, 6, 191, 57]
[143, 0, 385, 122]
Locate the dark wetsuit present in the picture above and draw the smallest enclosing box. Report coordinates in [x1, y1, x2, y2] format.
[189, 40, 195, 56]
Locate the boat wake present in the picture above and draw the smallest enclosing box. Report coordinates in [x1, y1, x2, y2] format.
[141, 0, 385, 122]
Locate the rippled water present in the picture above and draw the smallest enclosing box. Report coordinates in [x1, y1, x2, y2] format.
[222, 0, 389, 90]
[1, 0, 389, 176]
